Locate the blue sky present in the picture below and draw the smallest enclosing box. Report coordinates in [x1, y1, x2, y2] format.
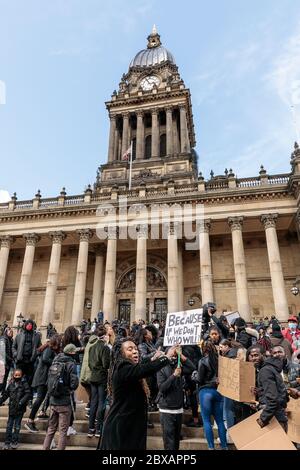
[1, 0, 300, 201]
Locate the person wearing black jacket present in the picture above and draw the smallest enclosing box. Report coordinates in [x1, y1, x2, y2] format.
[87, 326, 111, 438]
[182, 345, 202, 427]
[12, 319, 42, 389]
[233, 318, 253, 350]
[0, 369, 31, 449]
[0, 327, 14, 393]
[25, 334, 61, 432]
[157, 347, 195, 450]
[42, 344, 79, 450]
[256, 355, 288, 431]
[100, 339, 176, 450]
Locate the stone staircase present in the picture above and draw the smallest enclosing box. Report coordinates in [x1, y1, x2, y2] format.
[0, 403, 233, 450]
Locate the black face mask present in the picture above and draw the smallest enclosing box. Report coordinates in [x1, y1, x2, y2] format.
[14, 377, 22, 382]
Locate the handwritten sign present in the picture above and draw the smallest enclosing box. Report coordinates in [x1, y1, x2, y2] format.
[218, 355, 255, 402]
[229, 411, 296, 450]
[163, 309, 202, 347]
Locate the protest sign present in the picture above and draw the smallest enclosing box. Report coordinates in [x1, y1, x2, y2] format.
[287, 398, 300, 443]
[0, 337, 5, 385]
[228, 410, 296, 450]
[218, 355, 255, 402]
[224, 311, 240, 325]
[163, 309, 202, 347]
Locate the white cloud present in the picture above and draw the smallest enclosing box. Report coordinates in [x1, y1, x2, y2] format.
[0, 190, 10, 203]
[266, 22, 300, 107]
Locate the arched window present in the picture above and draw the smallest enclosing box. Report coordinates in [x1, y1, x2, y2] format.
[132, 138, 136, 161]
[144, 135, 152, 159]
[160, 133, 166, 157]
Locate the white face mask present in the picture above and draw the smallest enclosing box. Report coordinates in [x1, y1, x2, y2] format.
[154, 323, 160, 330]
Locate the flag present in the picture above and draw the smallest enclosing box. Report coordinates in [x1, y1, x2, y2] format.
[122, 146, 131, 161]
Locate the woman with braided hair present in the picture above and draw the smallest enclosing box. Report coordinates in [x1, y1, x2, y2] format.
[99, 337, 176, 450]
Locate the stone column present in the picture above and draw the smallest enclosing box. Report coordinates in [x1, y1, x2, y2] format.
[166, 107, 173, 156]
[168, 223, 179, 313]
[173, 114, 179, 154]
[261, 214, 289, 321]
[14, 233, 40, 326]
[108, 114, 116, 162]
[121, 113, 129, 156]
[136, 111, 144, 160]
[0, 236, 14, 308]
[135, 226, 147, 322]
[199, 220, 214, 304]
[228, 217, 251, 320]
[103, 233, 117, 322]
[91, 244, 105, 319]
[151, 108, 159, 158]
[41, 231, 66, 326]
[71, 229, 93, 325]
[179, 105, 191, 153]
[114, 127, 119, 161]
[178, 242, 184, 310]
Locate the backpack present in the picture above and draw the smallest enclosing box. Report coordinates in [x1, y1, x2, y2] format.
[47, 361, 67, 397]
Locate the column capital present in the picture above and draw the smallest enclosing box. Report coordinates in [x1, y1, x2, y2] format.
[165, 106, 173, 113]
[77, 229, 93, 242]
[168, 221, 181, 237]
[23, 233, 40, 246]
[136, 225, 148, 239]
[49, 231, 66, 244]
[198, 219, 211, 233]
[93, 243, 106, 256]
[0, 235, 15, 248]
[228, 216, 244, 231]
[261, 213, 278, 229]
[178, 104, 186, 111]
[109, 113, 117, 121]
[105, 226, 118, 240]
[151, 107, 159, 115]
[122, 112, 130, 119]
[136, 110, 144, 117]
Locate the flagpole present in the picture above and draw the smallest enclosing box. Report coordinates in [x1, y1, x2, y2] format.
[129, 140, 133, 190]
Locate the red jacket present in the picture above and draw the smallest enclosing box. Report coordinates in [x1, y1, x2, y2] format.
[282, 328, 300, 351]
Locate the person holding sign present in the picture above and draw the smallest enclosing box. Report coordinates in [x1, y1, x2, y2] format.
[156, 346, 195, 450]
[192, 340, 228, 450]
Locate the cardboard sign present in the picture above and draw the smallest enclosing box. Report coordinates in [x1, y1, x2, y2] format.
[224, 311, 240, 325]
[287, 398, 300, 443]
[163, 309, 202, 347]
[218, 355, 255, 402]
[228, 410, 296, 450]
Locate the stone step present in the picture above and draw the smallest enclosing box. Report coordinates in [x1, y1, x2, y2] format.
[2, 443, 92, 451]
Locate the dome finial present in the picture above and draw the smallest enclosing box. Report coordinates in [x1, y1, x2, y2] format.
[147, 26, 161, 49]
[152, 24, 157, 35]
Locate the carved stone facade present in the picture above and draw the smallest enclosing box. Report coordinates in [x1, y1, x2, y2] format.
[0, 28, 300, 328]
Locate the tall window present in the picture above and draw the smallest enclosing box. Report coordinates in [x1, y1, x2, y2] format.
[144, 135, 152, 159]
[160, 133, 166, 157]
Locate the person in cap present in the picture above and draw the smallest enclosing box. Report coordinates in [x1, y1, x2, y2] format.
[269, 321, 293, 360]
[42, 343, 79, 450]
[233, 318, 253, 350]
[282, 316, 300, 352]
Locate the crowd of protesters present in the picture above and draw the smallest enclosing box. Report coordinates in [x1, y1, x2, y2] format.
[0, 306, 300, 450]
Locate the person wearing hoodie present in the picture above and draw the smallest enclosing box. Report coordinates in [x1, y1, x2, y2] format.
[12, 319, 42, 390]
[282, 316, 300, 352]
[87, 325, 111, 438]
[42, 344, 79, 450]
[256, 349, 288, 431]
[156, 346, 195, 450]
[233, 318, 254, 350]
[271, 345, 300, 391]
[269, 321, 293, 360]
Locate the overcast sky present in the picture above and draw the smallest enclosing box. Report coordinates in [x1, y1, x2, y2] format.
[1, 0, 300, 201]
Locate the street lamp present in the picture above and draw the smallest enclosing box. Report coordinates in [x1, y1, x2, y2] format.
[291, 286, 300, 296]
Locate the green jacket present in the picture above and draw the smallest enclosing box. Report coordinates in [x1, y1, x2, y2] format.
[88, 339, 111, 385]
[80, 335, 98, 385]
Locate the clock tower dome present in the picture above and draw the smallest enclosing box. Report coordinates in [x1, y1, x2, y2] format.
[95, 26, 197, 191]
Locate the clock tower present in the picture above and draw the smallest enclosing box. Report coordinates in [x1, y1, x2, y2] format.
[95, 26, 197, 190]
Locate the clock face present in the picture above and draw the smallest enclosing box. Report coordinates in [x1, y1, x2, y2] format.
[140, 75, 160, 91]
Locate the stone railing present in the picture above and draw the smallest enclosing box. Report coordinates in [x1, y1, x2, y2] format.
[0, 172, 291, 213]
